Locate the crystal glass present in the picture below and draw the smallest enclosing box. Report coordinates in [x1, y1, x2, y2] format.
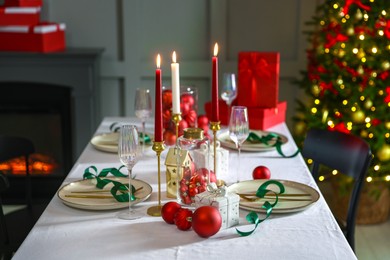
[221, 73, 237, 115]
[117, 124, 142, 220]
[229, 106, 249, 183]
[134, 88, 152, 153]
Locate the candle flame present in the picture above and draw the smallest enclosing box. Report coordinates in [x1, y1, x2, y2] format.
[172, 51, 177, 63]
[156, 54, 161, 68]
[214, 43, 219, 56]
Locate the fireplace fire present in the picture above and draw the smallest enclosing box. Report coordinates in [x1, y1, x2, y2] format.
[0, 153, 59, 175]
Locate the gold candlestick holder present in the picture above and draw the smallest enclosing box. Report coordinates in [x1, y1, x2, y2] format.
[210, 121, 223, 186]
[147, 141, 166, 216]
[172, 113, 182, 139]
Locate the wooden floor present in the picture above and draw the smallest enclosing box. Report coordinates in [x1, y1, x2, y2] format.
[356, 218, 390, 260]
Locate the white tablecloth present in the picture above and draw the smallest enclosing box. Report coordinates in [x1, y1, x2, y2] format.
[13, 117, 357, 260]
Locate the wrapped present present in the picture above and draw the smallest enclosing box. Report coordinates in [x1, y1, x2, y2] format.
[194, 183, 239, 230]
[237, 52, 280, 108]
[0, 6, 40, 26]
[3, 0, 43, 7]
[193, 140, 229, 182]
[248, 101, 287, 130]
[0, 22, 66, 52]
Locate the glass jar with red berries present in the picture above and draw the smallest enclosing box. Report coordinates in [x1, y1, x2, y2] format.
[176, 128, 216, 206]
[162, 86, 198, 146]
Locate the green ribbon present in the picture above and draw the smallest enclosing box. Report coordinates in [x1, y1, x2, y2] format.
[83, 165, 136, 202]
[109, 122, 151, 144]
[246, 132, 300, 158]
[236, 180, 285, 236]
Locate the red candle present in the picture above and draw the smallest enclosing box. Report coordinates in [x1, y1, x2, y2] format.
[211, 43, 219, 122]
[154, 54, 163, 142]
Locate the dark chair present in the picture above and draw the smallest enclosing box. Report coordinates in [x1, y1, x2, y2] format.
[0, 136, 47, 259]
[301, 128, 372, 252]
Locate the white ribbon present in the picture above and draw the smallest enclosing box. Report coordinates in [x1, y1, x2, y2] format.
[206, 182, 227, 197]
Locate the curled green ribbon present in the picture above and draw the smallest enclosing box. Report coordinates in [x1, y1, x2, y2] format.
[246, 132, 300, 158]
[83, 165, 136, 202]
[236, 180, 285, 236]
[109, 122, 151, 144]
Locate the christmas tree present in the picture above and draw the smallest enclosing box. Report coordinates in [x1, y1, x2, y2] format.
[294, 0, 390, 184]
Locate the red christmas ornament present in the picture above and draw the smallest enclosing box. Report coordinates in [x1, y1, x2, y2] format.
[174, 208, 193, 231]
[197, 115, 209, 127]
[184, 110, 197, 127]
[161, 201, 182, 224]
[162, 89, 172, 109]
[178, 119, 189, 136]
[192, 206, 222, 238]
[252, 165, 271, 180]
[181, 93, 195, 108]
[180, 102, 191, 116]
[163, 130, 177, 146]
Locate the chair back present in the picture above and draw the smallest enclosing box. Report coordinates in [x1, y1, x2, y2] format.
[301, 128, 372, 252]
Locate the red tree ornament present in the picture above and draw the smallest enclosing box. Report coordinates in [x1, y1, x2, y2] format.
[192, 206, 222, 238]
[161, 201, 182, 224]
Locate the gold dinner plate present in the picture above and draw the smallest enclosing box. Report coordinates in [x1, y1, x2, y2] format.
[57, 177, 152, 211]
[218, 130, 288, 152]
[227, 179, 320, 213]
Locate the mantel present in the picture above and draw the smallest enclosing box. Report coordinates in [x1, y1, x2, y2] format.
[0, 47, 104, 162]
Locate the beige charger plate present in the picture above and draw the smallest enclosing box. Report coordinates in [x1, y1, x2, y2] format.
[57, 177, 152, 211]
[218, 130, 288, 152]
[90, 132, 153, 153]
[227, 179, 320, 213]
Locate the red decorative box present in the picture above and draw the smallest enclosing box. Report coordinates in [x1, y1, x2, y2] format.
[0, 23, 66, 52]
[237, 52, 280, 108]
[3, 0, 42, 7]
[247, 101, 287, 130]
[0, 7, 40, 26]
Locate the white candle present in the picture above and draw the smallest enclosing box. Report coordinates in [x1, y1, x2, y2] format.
[171, 51, 180, 114]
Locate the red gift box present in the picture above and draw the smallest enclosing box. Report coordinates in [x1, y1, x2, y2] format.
[237, 52, 280, 108]
[0, 7, 40, 26]
[0, 22, 66, 52]
[3, 0, 43, 7]
[247, 101, 286, 130]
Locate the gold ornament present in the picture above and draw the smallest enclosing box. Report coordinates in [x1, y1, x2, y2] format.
[377, 144, 390, 161]
[352, 110, 365, 123]
[385, 122, 390, 130]
[347, 27, 355, 36]
[311, 85, 320, 96]
[294, 121, 306, 136]
[357, 66, 364, 75]
[382, 61, 390, 70]
[360, 130, 368, 138]
[364, 99, 373, 109]
[356, 9, 363, 20]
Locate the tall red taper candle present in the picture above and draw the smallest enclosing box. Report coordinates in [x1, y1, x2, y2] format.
[154, 54, 163, 142]
[212, 43, 219, 122]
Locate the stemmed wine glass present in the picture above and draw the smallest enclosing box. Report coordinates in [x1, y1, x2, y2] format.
[229, 106, 249, 183]
[221, 73, 238, 115]
[134, 88, 152, 153]
[117, 124, 142, 220]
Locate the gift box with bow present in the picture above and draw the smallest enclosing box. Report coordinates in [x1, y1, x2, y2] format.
[237, 52, 280, 108]
[194, 183, 239, 230]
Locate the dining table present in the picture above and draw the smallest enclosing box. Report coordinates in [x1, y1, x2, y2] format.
[13, 117, 357, 260]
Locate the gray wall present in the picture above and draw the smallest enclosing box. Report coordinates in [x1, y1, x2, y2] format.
[43, 0, 318, 130]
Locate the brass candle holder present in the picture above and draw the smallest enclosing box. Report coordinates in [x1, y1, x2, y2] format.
[172, 113, 182, 139]
[210, 121, 223, 186]
[147, 141, 166, 216]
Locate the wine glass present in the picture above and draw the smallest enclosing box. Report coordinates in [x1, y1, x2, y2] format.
[117, 124, 142, 220]
[221, 73, 238, 115]
[134, 88, 152, 153]
[229, 106, 249, 183]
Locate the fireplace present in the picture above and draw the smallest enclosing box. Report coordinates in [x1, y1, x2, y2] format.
[0, 82, 73, 203]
